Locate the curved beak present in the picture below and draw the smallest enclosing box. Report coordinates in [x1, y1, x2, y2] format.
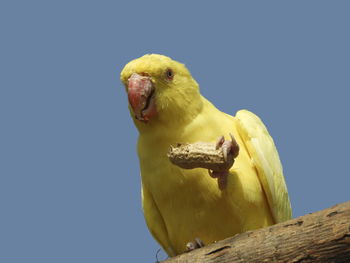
[127, 73, 157, 122]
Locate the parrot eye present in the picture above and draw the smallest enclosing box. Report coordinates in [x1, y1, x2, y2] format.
[165, 68, 174, 80]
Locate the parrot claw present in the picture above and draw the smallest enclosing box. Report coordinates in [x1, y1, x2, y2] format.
[186, 238, 205, 252]
[215, 136, 225, 150]
[216, 133, 239, 161]
[209, 133, 239, 190]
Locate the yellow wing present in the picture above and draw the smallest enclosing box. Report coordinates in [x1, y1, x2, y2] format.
[235, 110, 292, 223]
[141, 182, 176, 257]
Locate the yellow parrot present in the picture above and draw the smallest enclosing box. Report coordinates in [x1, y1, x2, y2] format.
[120, 54, 292, 256]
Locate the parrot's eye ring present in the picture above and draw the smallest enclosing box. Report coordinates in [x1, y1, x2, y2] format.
[165, 68, 174, 80]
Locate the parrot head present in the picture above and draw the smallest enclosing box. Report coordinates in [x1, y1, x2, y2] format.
[120, 54, 203, 128]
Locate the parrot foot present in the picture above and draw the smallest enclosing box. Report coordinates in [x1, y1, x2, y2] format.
[208, 133, 239, 190]
[215, 134, 239, 162]
[186, 238, 205, 252]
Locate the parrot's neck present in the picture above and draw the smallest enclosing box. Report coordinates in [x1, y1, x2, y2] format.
[134, 94, 206, 136]
[136, 96, 233, 145]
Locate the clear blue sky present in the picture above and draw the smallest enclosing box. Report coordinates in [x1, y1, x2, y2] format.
[1, 1, 349, 262]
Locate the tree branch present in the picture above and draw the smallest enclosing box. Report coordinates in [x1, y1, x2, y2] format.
[161, 201, 350, 263]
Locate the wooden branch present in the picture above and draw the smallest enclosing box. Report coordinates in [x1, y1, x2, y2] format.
[162, 201, 350, 263]
[168, 142, 234, 172]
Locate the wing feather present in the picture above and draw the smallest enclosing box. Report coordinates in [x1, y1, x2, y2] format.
[235, 110, 292, 223]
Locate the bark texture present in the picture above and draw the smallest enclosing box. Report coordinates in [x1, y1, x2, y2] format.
[162, 201, 350, 263]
